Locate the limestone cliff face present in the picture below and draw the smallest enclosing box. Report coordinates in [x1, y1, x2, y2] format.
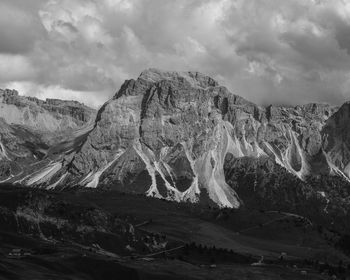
[0, 89, 96, 132]
[322, 102, 350, 178]
[3, 69, 350, 208]
[0, 89, 96, 183]
[33, 69, 341, 208]
[68, 69, 246, 207]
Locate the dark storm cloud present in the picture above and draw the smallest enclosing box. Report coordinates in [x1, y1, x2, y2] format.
[1, 0, 350, 107]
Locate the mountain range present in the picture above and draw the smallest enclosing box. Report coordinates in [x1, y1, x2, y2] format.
[1, 69, 350, 209]
[2, 69, 350, 279]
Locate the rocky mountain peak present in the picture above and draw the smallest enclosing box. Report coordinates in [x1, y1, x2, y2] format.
[0, 88, 96, 132]
[114, 68, 220, 100]
[138, 68, 219, 88]
[66, 70, 347, 205]
[0, 88, 19, 97]
[3, 69, 350, 210]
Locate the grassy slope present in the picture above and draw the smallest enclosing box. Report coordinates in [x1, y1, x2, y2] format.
[77, 190, 349, 264]
[0, 185, 347, 279]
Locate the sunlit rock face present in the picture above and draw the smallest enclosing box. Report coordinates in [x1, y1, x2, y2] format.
[33, 68, 342, 208]
[0, 89, 96, 132]
[0, 90, 96, 184]
[3, 69, 349, 208]
[260, 103, 337, 179]
[322, 102, 350, 178]
[68, 69, 246, 207]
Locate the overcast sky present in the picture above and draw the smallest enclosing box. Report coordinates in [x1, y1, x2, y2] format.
[1, 0, 350, 108]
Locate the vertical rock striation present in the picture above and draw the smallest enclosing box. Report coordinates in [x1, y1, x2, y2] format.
[3, 69, 350, 209]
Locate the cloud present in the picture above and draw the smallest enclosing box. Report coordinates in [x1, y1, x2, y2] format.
[1, 0, 350, 107]
[0, 55, 35, 82]
[0, 1, 45, 54]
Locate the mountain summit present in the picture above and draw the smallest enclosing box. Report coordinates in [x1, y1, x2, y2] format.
[0, 69, 349, 208]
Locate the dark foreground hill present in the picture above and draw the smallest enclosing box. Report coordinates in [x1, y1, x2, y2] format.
[0, 183, 349, 280]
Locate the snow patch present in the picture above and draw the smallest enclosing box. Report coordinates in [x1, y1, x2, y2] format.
[0, 140, 10, 160]
[263, 142, 284, 166]
[85, 150, 124, 188]
[47, 172, 68, 189]
[133, 140, 200, 203]
[79, 171, 94, 185]
[262, 130, 309, 180]
[181, 142, 200, 203]
[0, 174, 14, 183]
[133, 141, 162, 199]
[25, 162, 62, 186]
[323, 151, 350, 183]
[195, 122, 240, 208]
[223, 121, 265, 158]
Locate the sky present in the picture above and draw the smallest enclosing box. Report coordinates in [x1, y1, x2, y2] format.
[1, 0, 350, 108]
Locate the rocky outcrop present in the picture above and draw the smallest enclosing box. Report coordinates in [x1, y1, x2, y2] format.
[322, 102, 350, 178]
[0, 90, 96, 183]
[3, 69, 350, 209]
[0, 89, 96, 132]
[64, 69, 247, 207]
[15, 69, 343, 208]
